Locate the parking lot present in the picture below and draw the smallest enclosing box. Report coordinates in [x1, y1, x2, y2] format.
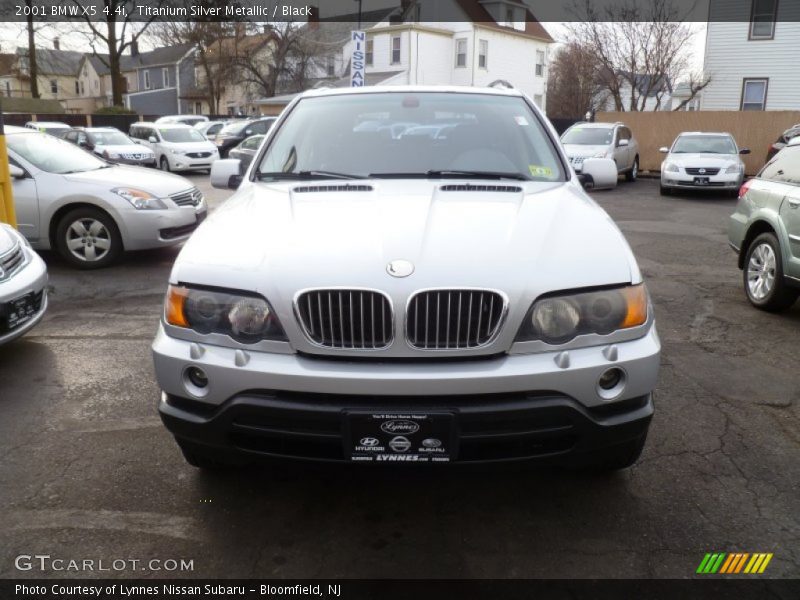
[1, 175, 798, 579]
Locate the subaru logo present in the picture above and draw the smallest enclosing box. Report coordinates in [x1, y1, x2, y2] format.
[359, 437, 379, 447]
[380, 420, 420, 435]
[698, 168, 706, 174]
[388, 436, 411, 453]
[386, 259, 414, 278]
[422, 438, 442, 448]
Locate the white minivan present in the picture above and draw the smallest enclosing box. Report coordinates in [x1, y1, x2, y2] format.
[129, 122, 219, 173]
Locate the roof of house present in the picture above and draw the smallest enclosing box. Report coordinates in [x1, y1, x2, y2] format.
[85, 53, 137, 75]
[454, 0, 554, 42]
[312, 7, 402, 45]
[0, 96, 66, 113]
[15, 47, 83, 76]
[129, 43, 194, 69]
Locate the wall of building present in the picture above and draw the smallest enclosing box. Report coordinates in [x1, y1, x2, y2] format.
[126, 87, 178, 116]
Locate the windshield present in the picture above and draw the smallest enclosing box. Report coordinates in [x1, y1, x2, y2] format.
[159, 128, 206, 143]
[255, 92, 565, 181]
[561, 127, 614, 146]
[672, 135, 737, 154]
[219, 121, 250, 135]
[8, 131, 107, 174]
[90, 131, 134, 146]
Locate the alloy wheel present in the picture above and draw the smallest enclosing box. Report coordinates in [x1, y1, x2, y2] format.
[65, 218, 112, 262]
[747, 242, 776, 300]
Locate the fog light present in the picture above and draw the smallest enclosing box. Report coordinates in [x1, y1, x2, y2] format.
[599, 368, 622, 390]
[185, 366, 208, 390]
[597, 367, 626, 400]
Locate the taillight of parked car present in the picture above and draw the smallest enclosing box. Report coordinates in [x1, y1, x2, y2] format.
[738, 179, 752, 199]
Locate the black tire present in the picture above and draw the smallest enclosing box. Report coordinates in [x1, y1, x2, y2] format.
[659, 184, 671, 196]
[580, 436, 647, 472]
[742, 232, 799, 312]
[160, 156, 171, 172]
[625, 156, 639, 182]
[54, 207, 122, 269]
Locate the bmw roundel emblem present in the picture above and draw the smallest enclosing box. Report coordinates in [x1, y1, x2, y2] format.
[386, 259, 414, 278]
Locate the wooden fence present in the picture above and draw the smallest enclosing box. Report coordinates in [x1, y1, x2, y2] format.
[596, 111, 800, 175]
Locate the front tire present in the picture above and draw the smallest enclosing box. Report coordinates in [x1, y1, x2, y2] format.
[743, 232, 798, 311]
[54, 207, 122, 269]
[160, 156, 171, 172]
[626, 156, 639, 182]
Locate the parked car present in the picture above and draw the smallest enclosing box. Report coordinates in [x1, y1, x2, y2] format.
[24, 121, 72, 136]
[194, 120, 228, 140]
[659, 132, 749, 197]
[765, 124, 800, 163]
[155, 115, 209, 127]
[213, 117, 276, 157]
[728, 143, 800, 312]
[0, 223, 48, 345]
[227, 134, 264, 169]
[5, 126, 207, 269]
[153, 86, 660, 471]
[61, 127, 156, 167]
[129, 122, 219, 173]
[561, 122, 640, 182]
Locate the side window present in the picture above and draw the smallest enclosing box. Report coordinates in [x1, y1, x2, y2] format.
[130, 127, 140, 139]
[252, 121, 268, 134]
[759, 148, 800, 184]
[65, 131, 76, 142]
[78, 133, 87, 145]
[622, 127, 632, 140]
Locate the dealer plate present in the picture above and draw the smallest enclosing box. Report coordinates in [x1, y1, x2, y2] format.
[344, 412, 456, 463]
[2, 292, 38, 331]
[693, 176, 710, 185]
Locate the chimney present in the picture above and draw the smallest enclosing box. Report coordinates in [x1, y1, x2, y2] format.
[309, 6, 319, 30]
[130, 40, 139, 57]
[53, 38, 60, 50]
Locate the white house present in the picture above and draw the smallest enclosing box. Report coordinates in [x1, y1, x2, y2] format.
[702, 0, 800, 110]
[261, 0, 553, 113]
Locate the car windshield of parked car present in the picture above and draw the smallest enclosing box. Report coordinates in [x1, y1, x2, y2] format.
[159, 128, 206, 143]
[255, 92, 565, 181]
[561, 127, 614, 146]
[90, 131, 133, 146]
[672, 135, 737, 154]
[8, 131, 108, 174]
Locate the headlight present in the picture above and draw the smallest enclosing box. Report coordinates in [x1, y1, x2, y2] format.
[725, 163, 742, 174]
[4, 225, 31, 248]
[515, 284, 648, 344]
[170, 148, 184, 155]
[103, 151, 120, 159]
[664, 163, 680, 173]
[165, 285, 287, 344]
[112, 187, 168, 210]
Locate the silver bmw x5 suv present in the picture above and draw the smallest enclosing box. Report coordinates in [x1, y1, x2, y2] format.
[152, 86, 660, 470]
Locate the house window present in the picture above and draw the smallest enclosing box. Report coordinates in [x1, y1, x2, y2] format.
[144, 70, 150, 90]
[162, 67, 170, 87]
[478, 40, 488, 69]
[326, 55, 335, 77]
[195, 102, 202, 114]
[749, 0, 777, 39]
[93, 79, 98, 91]
[74, 81, 79, 95]
[455, 38, 467, 68]
[80, 81, 85, 95]
[506, 6, 514, 23]
[391, 35, 401, 64]
[50, 79, 57, 94]
[534, 94, 543, 108]
[366, 39, 374, 66]
[741, 78, 768, 110]
[535, 50, 545, 77]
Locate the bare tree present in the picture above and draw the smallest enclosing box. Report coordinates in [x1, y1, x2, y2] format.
[546, 42, 601, 119]
[73, 0, 156, 106]
[567, 0, 710, 111]
[25, 0, 40, 97]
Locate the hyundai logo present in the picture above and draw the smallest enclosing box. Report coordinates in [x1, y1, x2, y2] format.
[388, 436, 412, 453]
[386, 259, 414, 278]
[359, 437, 380, 447]
[380, 420, 420, 435]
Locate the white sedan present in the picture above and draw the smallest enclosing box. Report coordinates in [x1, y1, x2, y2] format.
[660, 132, 750, 197]
[0, 223, 48, 345]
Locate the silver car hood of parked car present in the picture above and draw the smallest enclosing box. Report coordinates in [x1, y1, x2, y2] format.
[63, 165, 194, 196]
[666, 153, 740, 166]
[171, 179, 640, 297]
[0, 224, 17, 255]
[94, 144, 154, 155]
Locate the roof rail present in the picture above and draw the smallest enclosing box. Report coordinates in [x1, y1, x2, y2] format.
[488, 79, 514, 90]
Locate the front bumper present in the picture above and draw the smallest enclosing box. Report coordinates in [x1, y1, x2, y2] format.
[661, 172, 742, 189]
[119, 205, 207, 250]
[112, 157, 156, 168]
[0, 250, 48, 346]
[153, 324, 660, 464]
[168, 153, 218, 171]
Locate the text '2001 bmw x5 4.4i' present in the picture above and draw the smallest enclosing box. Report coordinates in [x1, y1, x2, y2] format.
[152, 86, 660, 471]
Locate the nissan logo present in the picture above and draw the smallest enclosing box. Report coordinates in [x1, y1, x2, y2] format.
[359, 437, 380, 447]
[388, 436, 412, 453]
[380, 420, 420, 435]
[698, 168, 706, 174]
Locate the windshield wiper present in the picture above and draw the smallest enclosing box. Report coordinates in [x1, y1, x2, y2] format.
[257, 170, 365, 181]
[369, 170, 529, 181]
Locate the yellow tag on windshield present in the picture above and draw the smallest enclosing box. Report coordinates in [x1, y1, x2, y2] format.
[529, 165, 553, 178]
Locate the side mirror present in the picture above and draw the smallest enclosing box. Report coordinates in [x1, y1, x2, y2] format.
[739, 148, 751, 155]
[244, 129, 253, 136]
[8, 164, 26, 179]
[580, 158, 618, 190]
[618, 138, 629, 147]
[659, 147, 669, 153]
[210, 158, 243, 190]
[148, 136, 158, 143]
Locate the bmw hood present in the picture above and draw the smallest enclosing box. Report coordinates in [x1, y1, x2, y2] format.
[173, 180, 640, 304]
[63, 165, 195, 197]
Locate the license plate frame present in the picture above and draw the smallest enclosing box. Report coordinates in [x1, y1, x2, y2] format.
[3, 292, 38, 331]
[693, 176, 710, 185]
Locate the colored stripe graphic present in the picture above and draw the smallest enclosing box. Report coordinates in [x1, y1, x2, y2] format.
[699, 552, 773, 574]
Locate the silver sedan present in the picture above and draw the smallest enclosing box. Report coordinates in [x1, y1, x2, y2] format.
[0, 223, 47, 346]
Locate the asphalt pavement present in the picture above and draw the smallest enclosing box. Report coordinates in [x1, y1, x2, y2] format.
[1, 175, 798, 579]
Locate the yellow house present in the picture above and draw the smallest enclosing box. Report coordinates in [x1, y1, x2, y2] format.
[12, 46, 84, 112]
